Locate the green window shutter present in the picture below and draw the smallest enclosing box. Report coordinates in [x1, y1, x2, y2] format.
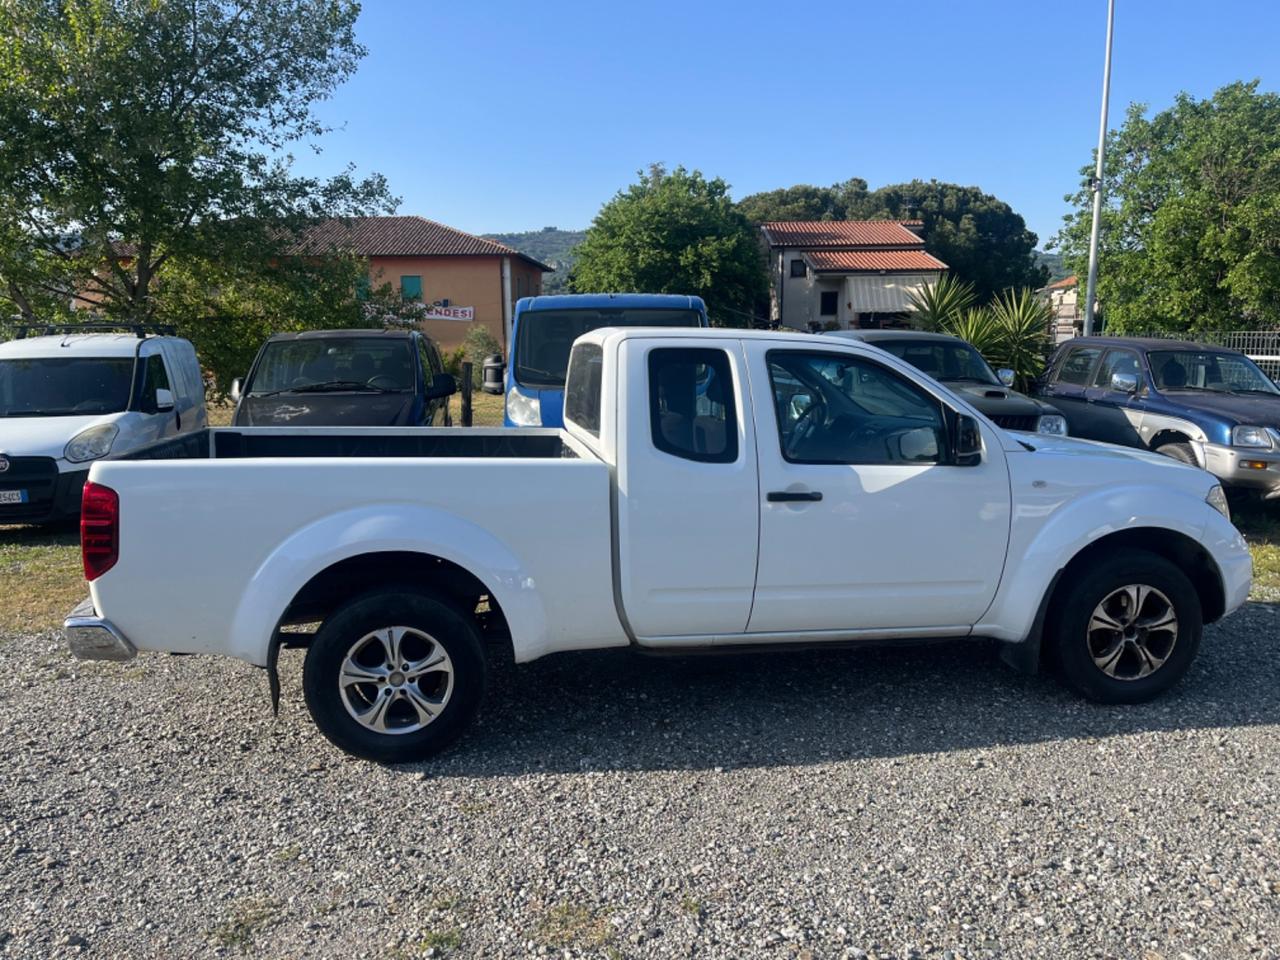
[355, 274, 371, 301]
[400, 275, 422, 301]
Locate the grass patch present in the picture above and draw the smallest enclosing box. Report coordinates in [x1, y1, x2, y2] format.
[0, 525, 84, 632]
[418, 928, 463, 952]
[1235, 502, 1280, 600]
[533, 902, 613, 951]
[679, 895, 704, 916]
[209, 896, 281, 949]
[273, 843, 302, 862]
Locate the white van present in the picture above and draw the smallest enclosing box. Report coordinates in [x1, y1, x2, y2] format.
[0, 324, 207, 524]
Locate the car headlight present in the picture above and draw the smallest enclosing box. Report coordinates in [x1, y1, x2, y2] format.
[1231, 425, 1273, 448]
[64, 423, 119, 463]
[506, 387, 541, 426]
[1036, 414, 1069, 436]
[1205, 484, 1231, 521]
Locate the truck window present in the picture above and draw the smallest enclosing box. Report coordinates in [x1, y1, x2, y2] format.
[648, 348, 737, 463]
[515, 308, 702, 389]
[1092, 349, 1141, 389]
[140, 354, 171, 411]
[564, 342, 603, 437]
[1056, 347, 1102, 386]
[767, 351, 944, 465]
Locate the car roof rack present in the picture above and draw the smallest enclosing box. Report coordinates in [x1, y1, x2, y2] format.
[15, 321, 176, 340]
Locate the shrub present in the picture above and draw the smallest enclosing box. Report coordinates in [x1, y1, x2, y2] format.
[906, 275, 975, 331]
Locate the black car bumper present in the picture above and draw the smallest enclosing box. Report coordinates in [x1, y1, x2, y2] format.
[0, 458, 89, 525]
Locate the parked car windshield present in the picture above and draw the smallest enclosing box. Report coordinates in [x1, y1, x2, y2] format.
[874, 339, 1001, 385]
[248, 338, 415, 394]
[0, 357, 135, 417]
[515, 308, 702, 388]
[1148, 350, 1279, 394]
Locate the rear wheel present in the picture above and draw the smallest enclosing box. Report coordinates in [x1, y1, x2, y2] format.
[1050, 550, 1202, 704]
[1155, 441, 1198, 466]
[302, 588, 486, 763]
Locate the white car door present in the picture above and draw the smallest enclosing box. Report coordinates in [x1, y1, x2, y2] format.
[746, 342, 1012, 634]
[616, 337, 759, 638]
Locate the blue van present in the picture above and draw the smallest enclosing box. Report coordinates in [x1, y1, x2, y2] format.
[502, 293, 709, 427]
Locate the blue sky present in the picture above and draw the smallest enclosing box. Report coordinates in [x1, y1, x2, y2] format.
[294, 0, 1279, 248]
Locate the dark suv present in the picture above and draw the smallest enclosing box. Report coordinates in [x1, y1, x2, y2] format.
[1038, 336, 1280, 498]
[231, 329, 456, 427]
[827, 330, 1069, 436]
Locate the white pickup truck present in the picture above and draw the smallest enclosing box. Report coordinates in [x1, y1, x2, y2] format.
[64, 328, 1252, 762]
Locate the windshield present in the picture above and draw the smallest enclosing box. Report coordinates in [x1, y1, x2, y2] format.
[248, 338, 415, 394]
[0, 357, 135, 417]
[875, 339, 1000, 385]
[1149, 350, 1279, 394]
[514, 308, 703, 388]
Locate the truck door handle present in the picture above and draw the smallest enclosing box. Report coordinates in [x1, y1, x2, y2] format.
[767, 490, 823, 502]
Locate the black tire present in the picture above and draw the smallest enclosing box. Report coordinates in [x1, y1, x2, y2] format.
[1049, 550, 1202, 704]
[1155, 441, 1198, 466]
[302, 587, 486, 763]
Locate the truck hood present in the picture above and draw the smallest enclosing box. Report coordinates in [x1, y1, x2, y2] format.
[1157, 389, 1280, 427]
[945, 382, 1055, 418]
[237, 394, 416, 427]
[0, 413, 123, 460]
[1013, 433, 1213, 492]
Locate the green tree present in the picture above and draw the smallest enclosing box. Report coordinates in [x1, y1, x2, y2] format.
[1053, 80, 1280, 333]
[571, 165, 767, 324]
[0, 0, 393, 332]
[737, 179, 1047, 302]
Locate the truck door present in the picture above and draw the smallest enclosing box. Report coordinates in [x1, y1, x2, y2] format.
[745, 343, 1011, 634]
[617, 338, 759, 638]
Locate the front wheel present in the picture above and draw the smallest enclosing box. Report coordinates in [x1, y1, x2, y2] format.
[302, 588, 486, 763]
[1050, 550, 1203, 704]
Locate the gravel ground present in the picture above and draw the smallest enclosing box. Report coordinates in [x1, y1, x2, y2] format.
[2, 605, 1279, 960]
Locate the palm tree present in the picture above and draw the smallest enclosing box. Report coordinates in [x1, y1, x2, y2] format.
[988, 288, 1052, 390]
[942, 306, 1001, 359]
[906, 275, 975, 331]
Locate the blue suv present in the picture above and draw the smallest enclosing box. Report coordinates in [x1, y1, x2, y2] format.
[1038, 336, 1280, 499]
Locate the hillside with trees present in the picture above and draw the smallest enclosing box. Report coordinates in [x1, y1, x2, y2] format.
[483, 226, 585, 294]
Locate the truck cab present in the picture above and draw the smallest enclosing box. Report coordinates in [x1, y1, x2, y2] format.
[502, 293, 708, 427]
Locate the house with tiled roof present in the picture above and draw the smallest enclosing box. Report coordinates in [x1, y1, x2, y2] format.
[1037, 273, 1081, 343]
[761, 220, 947, 331]
[297, 216, 552, 352]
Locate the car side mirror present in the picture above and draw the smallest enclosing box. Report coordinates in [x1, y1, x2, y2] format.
[229, 378, 243, 403]
[426, 373, 457, 400]
[953, 413, 983, 466]
[997, 368, 1015, 387]
[154, 388, 175, 412]
[1111, 371, 1139, 394]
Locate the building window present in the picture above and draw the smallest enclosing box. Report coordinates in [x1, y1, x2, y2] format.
[355, 274, 371, 301]
[819, 291, 838, 316]
[400, 275, 422, 301]
[790, 259, 807, 278]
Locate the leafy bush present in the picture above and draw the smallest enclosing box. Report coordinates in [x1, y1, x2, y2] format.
[987, 288, 1052, 390]
[942, 307, 1001, 358]
[462, 325, 501, 365]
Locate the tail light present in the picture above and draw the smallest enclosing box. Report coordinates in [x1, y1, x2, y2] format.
[81, 481, 119, 581]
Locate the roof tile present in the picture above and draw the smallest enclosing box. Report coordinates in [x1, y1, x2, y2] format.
[761, 220, 925, 248]
[805, 250, 948, 272]
[291, 216, 551, 269]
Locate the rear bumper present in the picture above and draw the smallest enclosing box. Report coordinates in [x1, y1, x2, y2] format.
[1202, 443, 1280, 497]
[64, 597, 137, 662]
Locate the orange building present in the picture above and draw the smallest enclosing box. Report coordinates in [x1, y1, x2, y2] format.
[297, 216, 551, 353]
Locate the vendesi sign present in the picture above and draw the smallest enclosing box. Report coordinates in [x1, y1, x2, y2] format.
[423, 305, 474, 322]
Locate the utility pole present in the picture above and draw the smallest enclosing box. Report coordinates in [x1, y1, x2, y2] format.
[1083, 0, 1115, 336]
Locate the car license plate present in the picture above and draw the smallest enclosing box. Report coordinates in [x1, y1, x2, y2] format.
[0, 490, 28, 505]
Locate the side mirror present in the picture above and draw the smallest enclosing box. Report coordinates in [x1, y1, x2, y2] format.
[1111, 371, 1139, 394]
[154, 388, 175, 412]
[953, 413, 983, 466]
[229, 378, 244, 403]
[997, 368, 1016, 388]
[426, 373, 457, 400]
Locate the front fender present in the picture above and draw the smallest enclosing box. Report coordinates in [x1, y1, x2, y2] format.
[977, 484, 1211, 644]
[227, 503, 549, 666]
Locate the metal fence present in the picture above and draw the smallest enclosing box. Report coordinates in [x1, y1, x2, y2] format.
[1105, 329, 1280, 380]
[453, 361, 506, 427]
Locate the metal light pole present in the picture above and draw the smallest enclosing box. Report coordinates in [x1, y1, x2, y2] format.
[1083, 0, 1115, 336]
